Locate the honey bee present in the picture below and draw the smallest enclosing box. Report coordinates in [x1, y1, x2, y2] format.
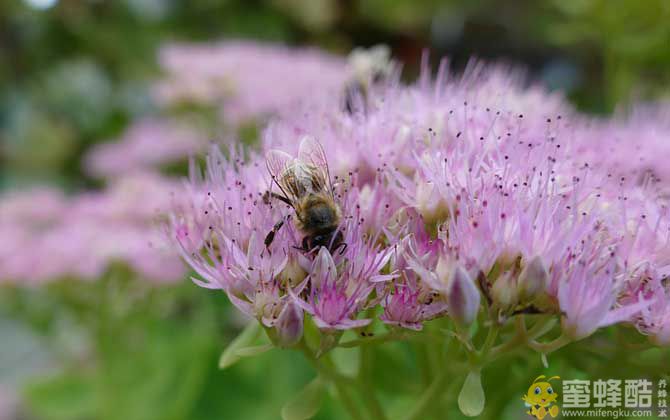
[343, 45, 394, 114]
[264, 136, 345, 254]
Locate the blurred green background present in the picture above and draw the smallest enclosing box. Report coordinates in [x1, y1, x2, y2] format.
[1, 1, 670, 419]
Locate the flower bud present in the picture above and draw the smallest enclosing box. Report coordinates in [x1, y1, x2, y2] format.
[517, 256, 549, 300]
[416, 180, 450, 226]
[310, 247, 337, 289]
[279, 252, 308, 288]
[490, 271, 518, 309]
[435, 256, 451, 286]
[447, 265, 481, 326]
[274, 302, 304, 348]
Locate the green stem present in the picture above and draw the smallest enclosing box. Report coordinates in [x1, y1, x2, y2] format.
[488, 317, 570, 362]
[332, 382, 365, 420]
[360, 344, 388, 420]
[528, 333, 572, 355]
[415, 341, 433, 386]
[299, 342, 365, 420]
[339, 332, 405, 348]
[96, 273, 116, 419]
[478, 325, 499, 359]
[515, 314, 528, 338]
[338, 330, 438, 348]
[487, 316, 528, 361]
[403, 369, 450, 420]
[526, 316, 557, 339]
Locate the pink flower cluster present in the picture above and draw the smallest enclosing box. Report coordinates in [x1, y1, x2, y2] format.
[153, 41, 351, 124]
[171, 59, 670, 347]
[84, 118, 208, 178]
[0, 173, 185, 285]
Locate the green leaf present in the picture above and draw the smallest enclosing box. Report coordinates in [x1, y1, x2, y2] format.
[234, 343, 274, 357]
[280, 377, 325, 420]
[219, 322, 262, 369]
[458, 370, 485, 417]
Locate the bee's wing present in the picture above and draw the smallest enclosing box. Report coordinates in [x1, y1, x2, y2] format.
[297, 136, 334, 197]
[266, 149, 299, 205]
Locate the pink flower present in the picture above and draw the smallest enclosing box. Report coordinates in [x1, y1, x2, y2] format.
[558, 257, 650, 339]
[620, 266, 670, 345]
[380, 280, 447, 330]
[291, 248, 374, 330]
[639, 298, 670, 346]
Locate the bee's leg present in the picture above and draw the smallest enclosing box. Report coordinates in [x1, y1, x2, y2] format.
[334, 241, 348, 255]
[301, 236, 312, 253]
[328, 230, 346, 255]
[263, 191, 293, 207]
[291, 238, 308, 253]
[263, 217, 288, 255]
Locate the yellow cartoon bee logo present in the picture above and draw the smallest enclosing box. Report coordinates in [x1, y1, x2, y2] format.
[522, 375, 560, 419]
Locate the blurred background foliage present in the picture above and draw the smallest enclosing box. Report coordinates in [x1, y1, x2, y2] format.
[1, 1, 670, 419]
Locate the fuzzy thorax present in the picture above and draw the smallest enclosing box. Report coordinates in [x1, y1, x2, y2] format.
[295, 192, 342, 234]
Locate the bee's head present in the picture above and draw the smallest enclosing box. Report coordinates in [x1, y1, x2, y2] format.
[302, 229, 345, 255]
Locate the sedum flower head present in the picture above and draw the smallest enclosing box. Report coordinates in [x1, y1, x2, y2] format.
[171, 56, 670, 348]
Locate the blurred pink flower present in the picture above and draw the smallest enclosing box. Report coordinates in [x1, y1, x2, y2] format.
[0, 173, 186, 285]
[0, 385, 18, 420]
[0, 187, 67, 225]
[154, 41, 350, 124]
[577, 103, 670, 195]
[84, 118, 207, 178]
